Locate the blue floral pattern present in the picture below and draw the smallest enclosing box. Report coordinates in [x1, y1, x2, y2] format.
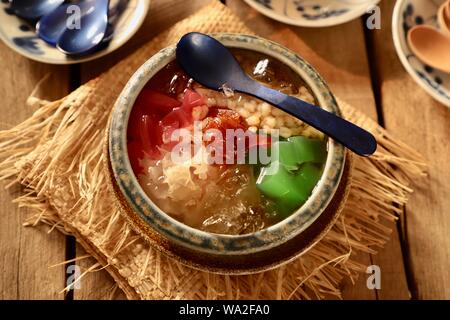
[293, 0, 348, 20]
[0, 1, 44, 55]
[12, 36, 44, 55]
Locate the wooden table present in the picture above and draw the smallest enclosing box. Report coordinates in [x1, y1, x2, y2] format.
[0, 0, 449, 300]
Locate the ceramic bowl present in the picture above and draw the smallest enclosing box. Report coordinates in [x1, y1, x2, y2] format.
[0, 0, 150, 64]
[243, 0, 380, 27]
[108, 33, 346, 273]
[393, 0, 450, 107]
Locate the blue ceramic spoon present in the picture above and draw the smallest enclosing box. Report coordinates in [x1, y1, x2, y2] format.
[9, 0, 65, 20]
[56, 0, 110, 56]
[37, 0, 127, 47]
[36, 3, 72, 46]
[100, 0, 129, 43]
[176, 32, 377, 157]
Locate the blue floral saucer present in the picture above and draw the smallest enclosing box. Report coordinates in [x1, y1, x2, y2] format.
[393, 0, 450, 107]
[0, 0, 149, 64]
[243, 0, 380, 27]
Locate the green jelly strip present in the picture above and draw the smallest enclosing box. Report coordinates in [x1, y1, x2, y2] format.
[287, 136, 327, 165]
[256, 136, 327, 218]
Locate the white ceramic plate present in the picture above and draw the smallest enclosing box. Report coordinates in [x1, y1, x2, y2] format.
[0, 0, 150, 65]
[243, 0, 380, 27]
[392, 0, 450, 107]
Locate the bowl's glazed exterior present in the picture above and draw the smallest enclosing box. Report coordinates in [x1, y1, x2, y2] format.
[108, 34, 346, 274]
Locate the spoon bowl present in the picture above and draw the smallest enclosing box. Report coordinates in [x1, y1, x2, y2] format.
[36, 3, 71, 46]
[10, 0, 64, 20]
[407, 24, 450, 73]
[176, 32, 377, 157]
[176, 32, 250, 90]
[57, 0, 110, 56]
[37, 0, 127, 49]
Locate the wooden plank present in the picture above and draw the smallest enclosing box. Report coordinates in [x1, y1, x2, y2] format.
[371, 0, 450, 299]
[227, 0, 409, 299]
[0, 42, 69, 299]
[374, 228, 410, 299]
[73, 0, 212, 300]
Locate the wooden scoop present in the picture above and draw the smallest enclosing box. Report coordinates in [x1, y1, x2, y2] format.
[437, 0, 450, 36]
[407, 24, 450, 73]
[445, 0, 450, 19]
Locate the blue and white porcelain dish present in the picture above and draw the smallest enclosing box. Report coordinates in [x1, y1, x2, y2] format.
[243, 0, 380, 27]
[0, 0, 150, 64]
[108, 34, 346, 262]
[393, 0, 450, 107]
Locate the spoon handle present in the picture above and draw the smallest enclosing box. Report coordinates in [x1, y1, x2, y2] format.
[239, 82, 377, 156]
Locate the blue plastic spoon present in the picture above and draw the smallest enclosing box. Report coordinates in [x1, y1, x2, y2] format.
[95, 0, 129, 43]
[176, 32, 377, 156]
[9, 0, 65, 20]
[36, 3, 72, 46]
[56, 0, 110, 56]
[37, 0, 127, 47]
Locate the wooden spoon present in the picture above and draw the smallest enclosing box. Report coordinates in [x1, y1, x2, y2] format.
[445, 0, 450, 19]
[437, 0, 450, 36]
[408, 24, 450, 73]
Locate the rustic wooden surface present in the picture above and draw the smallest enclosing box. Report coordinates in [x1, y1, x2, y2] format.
[0, 0, 448, 299]
[371, 0, 450, 299]
[0, 47, 69, 299]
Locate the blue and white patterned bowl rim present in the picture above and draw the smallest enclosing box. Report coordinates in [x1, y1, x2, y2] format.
[244, 0, 381, 27]
[109, 33, 346, 256]
[0, 0, 150, 64]
[392, 0, 450, 107]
